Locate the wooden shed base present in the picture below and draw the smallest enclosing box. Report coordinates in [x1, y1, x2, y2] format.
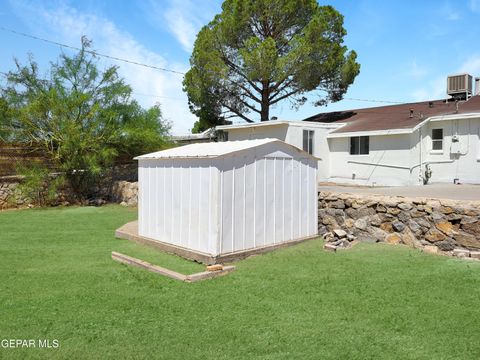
[115, 221, 319, 265]
[111, 252, 235, 282]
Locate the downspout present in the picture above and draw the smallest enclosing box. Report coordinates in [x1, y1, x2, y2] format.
[419, 127, 422, 185]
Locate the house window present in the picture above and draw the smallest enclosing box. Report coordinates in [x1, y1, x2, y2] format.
[350, 136, 369, 155]
[432, 128, 443, 151]
[303, 130, 314, 155]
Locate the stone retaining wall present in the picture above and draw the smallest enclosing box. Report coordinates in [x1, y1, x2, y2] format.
[318, 191, 480, 254]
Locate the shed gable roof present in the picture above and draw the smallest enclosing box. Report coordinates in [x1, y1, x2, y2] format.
[135, 138, 318, 160]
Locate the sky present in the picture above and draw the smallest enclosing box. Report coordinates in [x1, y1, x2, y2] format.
[1, 0, 480, 135]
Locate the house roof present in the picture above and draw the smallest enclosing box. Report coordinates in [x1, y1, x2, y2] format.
[216, 120, 341, 131]
[135, 138, 319, 160]
[304, 95, 480, 134]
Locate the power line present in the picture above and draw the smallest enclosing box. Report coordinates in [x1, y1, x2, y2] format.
[0, 26, 185, 76]
[344, 97, 407, 105]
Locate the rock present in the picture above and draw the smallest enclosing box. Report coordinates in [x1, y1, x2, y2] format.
[416, 218, 431, 229]
[351, 200, 365, 209]
[470, 251, 480, 260]
[425, 229, 446, 242]
[423, 205, 433, 214]
[322, 215, 337, 226]
[392, 221, 405, 232]
[330, 200, 345, 209]
[333, 229, 347, 238]
[344, 218, 355, 228]
[462, 221, 480, 236]
[398, 212, 410, 223]
[453, 248, 470, 258]
[446, 213, 463, 222]
[369, 214, 382, 227]
[432, 212, 445, 221]
[354, 218, 368, 231]
[453, 232, 480, 249]
[387, 207, 401, 215]
[347, 234, 356, 241]
[345, 208, 359, 219]
[408, 219, 421, 233]
[435, 238, 456, 251]
[380, 222, 394, 233]
[357, 206, 376, 218]
[386, 233, 402, 244]
[436, 221, 454, 236]
[376, 204, 387, 212]
[368, 227, 388, 242]
[398, 202, 413, 211]
[120, 201, 128, 207]
[324, 232, 334, 241]
[318, 225, 328, 235]
[423, 245, 439, 254]
[460, 217, 477, 225]
[440, 206, 454, 215]
[410, 211, 425, 218]
[401, 229, 421, 248]
[324, 243, 337, 252]
[355, 232, 377, 243]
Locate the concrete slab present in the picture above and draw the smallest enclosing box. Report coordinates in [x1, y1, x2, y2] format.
[115, 220, 319, 265]
[318, 183, 480, 201]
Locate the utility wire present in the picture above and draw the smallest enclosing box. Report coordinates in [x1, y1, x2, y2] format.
[0, 26, 185, 75]
[0, 27, 415, 105]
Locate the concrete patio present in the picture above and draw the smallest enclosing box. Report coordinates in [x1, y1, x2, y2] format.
[318, 183, 480, 201]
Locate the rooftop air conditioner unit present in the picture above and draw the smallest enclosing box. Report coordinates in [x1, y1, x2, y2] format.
[447, 74, 473, 97]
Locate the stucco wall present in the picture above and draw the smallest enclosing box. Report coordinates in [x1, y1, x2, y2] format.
[327, 134, 415, 186]
[226, 125, 288, 141]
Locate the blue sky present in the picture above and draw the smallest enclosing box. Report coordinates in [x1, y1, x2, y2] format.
[1, 0, 480, 134]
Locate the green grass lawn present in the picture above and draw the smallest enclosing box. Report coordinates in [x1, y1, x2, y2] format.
[1, 205, 480, 359]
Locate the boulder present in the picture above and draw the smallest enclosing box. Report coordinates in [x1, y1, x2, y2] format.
[407, 219, 421, 233]
[425, 229, 446, 242]
[354, 218, 368, 231]
[330, 200, 345, 209]
[398, 202, 413, 211]
[436, 221, 454, 236]
[453, 232, 480, 249]
[333, 229, 347, 238]
[392, 220, 405, 232]
[462, 221, 480, 236]
[453, 248, 470, 258]
[435, 238, 456, 252]
[386, 233, 402, 244]
[369, 214, 382, 227]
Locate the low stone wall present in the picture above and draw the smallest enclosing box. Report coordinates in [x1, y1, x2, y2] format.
[0, 176, 22, 209]
[0, 177, 138, 209]
[111, 181, 138, 206]
[318, 191, 480, 254]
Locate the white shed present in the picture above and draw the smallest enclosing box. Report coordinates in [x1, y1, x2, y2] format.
[135, 139, 318, 263]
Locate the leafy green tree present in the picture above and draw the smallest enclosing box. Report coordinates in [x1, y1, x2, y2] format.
[2, 37, 170, 198]
[184, 0, 360, 124]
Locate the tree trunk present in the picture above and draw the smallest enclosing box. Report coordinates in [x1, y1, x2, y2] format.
[260, 82, 270, 121]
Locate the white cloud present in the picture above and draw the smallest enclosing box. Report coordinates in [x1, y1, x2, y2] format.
[8, 0, 197, 135]
[459, 55, 480, 75]
[148, 0, 219, 53]
[440, 1, 461, 21]
[410, 55, 480, 101]
[407, 60, 428, 80]
[469, 0, 480, 12]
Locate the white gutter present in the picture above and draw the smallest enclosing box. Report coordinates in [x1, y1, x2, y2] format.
[216, 120, 343, 131]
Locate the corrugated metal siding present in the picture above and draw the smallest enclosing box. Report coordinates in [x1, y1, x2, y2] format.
[218, 153, 317, 254]
[138, 141, 318, 256]
[138, 159, 219, 254]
